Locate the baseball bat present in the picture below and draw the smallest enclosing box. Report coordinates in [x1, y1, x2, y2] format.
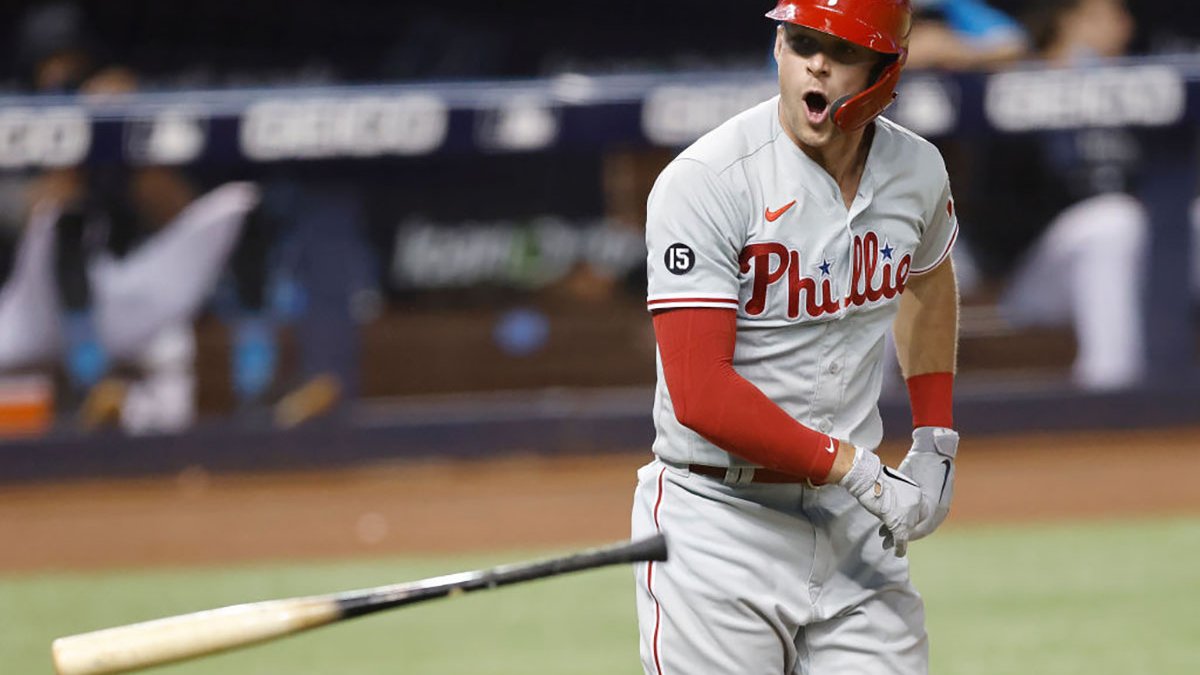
[52, 533, 667, 675]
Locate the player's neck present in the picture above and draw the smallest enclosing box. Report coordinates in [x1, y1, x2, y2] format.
[795, 124, 874, 209]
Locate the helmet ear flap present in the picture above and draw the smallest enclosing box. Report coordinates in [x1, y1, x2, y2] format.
[830, 59, 903, 131]
[869, 52, 901, 87]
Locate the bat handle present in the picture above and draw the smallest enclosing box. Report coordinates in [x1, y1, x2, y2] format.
[52, 597, 340, 675]
[626, 533, 668, 563]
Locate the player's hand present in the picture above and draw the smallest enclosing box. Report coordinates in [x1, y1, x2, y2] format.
[838, 446, 930, 557]
[898, 427, 959, 541]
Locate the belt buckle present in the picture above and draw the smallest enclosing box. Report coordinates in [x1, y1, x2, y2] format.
[722, 467, 756, 486]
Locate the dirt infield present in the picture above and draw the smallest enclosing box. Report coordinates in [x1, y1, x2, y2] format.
[1, 426, 1198, 573]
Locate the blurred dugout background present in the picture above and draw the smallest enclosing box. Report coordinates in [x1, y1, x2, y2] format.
[0, 0, 1196, 469]
[1, 3, 1199, 675]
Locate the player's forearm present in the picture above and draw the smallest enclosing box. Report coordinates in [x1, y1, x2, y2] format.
[894, 258, 959, 377]
[671, 358, 840, 480]
[895, 258, 959, 428]
[653, 308, 839, 482]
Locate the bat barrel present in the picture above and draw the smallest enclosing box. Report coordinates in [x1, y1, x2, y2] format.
[51, 597, 341, 675]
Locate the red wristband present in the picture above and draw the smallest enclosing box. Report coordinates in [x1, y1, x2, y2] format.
[906, 372, 954, 429]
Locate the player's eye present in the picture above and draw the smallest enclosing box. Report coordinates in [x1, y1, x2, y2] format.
[789, 35, 821, 57]
[831, 42, 870, 65]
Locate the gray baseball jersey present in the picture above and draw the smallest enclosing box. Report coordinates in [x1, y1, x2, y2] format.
[645, 96, 957, 466]
[633, 97, 957, 674]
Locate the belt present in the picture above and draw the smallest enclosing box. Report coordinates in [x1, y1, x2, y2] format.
[687, 464, 818, 486]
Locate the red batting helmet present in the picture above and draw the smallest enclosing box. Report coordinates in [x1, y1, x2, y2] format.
[766, 0, 912, 131]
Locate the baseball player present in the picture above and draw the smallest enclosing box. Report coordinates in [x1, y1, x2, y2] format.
[632, 1, 960, 673]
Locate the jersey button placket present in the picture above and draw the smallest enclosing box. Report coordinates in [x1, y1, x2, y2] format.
[809, 324, 839, 436]
[819, 322, 850, 436]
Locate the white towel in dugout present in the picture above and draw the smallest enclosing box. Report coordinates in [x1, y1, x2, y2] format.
[0, 181, 260, 368]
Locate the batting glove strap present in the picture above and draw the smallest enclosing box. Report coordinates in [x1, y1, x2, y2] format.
[911, 426, 960, 459]
[838, 446, 881, 499]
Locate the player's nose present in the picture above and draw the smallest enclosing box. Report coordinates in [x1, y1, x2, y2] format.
[805, 51, 830, 76]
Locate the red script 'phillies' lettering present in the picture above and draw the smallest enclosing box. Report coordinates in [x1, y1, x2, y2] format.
[738, 232, 911, 319]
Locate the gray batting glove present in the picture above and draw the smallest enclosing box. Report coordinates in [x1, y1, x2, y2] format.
[898, 427, 959, 541]
[839, 446, 930, 557]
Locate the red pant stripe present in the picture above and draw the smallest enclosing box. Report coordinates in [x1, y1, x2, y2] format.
[648, 467, 667, 675]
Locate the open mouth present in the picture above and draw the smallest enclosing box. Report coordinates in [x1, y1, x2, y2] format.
[803, 91, 830, 125]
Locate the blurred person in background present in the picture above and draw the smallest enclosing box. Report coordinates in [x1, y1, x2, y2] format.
[0, 2, 266, 432]
[952, 0, 1151, 390]
[254, 181, 378, 429]
[907, 0, 1029, 70]
[1194, 201, 1200, 299]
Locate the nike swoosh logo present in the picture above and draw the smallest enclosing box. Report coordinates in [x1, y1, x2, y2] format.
[938, 459, 952, 501]
[765, 200, 796, 222]
[882, 465, 919, 488]
[825, 438, 836, 454]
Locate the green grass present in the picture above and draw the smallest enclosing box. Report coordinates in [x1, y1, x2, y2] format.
[4, 518, 1198, 674]
[913, 517, 1200, 675]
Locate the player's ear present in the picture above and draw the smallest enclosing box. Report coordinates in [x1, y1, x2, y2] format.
[774, 25, 786, 63]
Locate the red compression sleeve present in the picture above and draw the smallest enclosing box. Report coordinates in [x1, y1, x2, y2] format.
[906, 372, 954, 428]
[652, 307, 838, 482]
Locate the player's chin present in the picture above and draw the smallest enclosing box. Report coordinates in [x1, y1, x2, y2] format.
[793, 120, 834, 147]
